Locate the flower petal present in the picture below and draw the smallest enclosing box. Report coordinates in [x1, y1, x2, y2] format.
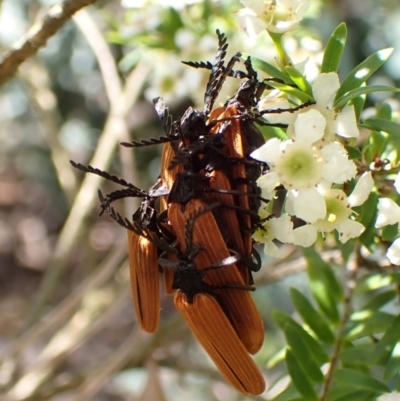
[269, 215, 294, 243]
[387, 238, 400, 265]
[335, 105, 359, 138]
[312, 72, 340, 108]
[375, 198, 400, 228]
[264, 240, 283, 258]
[236, 9, 267, 37]
[291, 224, 318, 247]
[292, 188, 326, 223]
[251, 138, 282, 165]
[240, 0, 265, 14]
[321, 142, 357, 184]
[337, 219, 365, 243]
[257, 172, 280, 197]
[294, 109, 326, 144]
[348, 172, 374, 207]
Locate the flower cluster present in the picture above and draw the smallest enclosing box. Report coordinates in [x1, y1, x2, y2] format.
[251, 72, 374, 258]
[236, 0, 310, 36]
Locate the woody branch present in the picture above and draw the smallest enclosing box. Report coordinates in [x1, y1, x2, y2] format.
[0, 0, 100, 86]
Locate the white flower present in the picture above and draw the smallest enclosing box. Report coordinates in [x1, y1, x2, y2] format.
[236, 0, 310, 36]
[375, 198, 400, 228]
[313, 189, 352, 233]
[387, 238, 400, 265]
[252, 215, 294, 257]
[348, 172, 374, 207]
[260, 72, 359, 142]
[252, 114, 357, 191]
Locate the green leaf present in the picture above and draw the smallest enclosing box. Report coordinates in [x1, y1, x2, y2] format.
[377, 103, 393, 119]
[355, 192, 378, 250]
[362, 117, 400, 138]
[334, 85, 400, 110]
[337, 239, 356, 264]
[372, 314, 400, 363]
[350, 91, 366, 121]
[354, 273, 393, 293]
[382, 224, 399, 241]
[334, 368, 390, 393]
[335, 48, 394, 101]
[285, 350, 318, 401]
[284, 325, 324, 383]
[346, 311, 395, 340]
[360, 289, 397, 311]
[283, 66, 313, 96]
[321, 23, 347, 73]
[244, 55, 289, 82]
[341, 345, 377, 366]
[344, 145, 362, 160]
[364, 130, 389, 164]
[330, 388, 380, 401]
[303, 248, 342, 322]
[266, 81, 314, 103]
[290, 288, 335, 343]
[383, 342, 400, 381]
[273, 310, 329, 365]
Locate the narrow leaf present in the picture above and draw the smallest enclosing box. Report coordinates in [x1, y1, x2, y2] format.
[350, 92, 366, 121]
[244, 54, 289, 82]
[266, 81, 314, 102]
[335, 48, 394, 100]
[321, 23, 347, 73]
[341, 345, 377, 366]
[284, 66, 313, 96]
[285, 350, 318, 401]
[334, 85, 400, 109]
[334, 368, 390, 393]
[361, 117, 400, 139]
[383, 342, 400, 381]
[284, 325, 324, 383]
[330, 389, 380, 401]
[360, 289, 397, 311]
[355, 192, 378, 250]
[273, 310, 329, 364]
[344, 145, 362, 160]
[382, 224, 399, 242]
[372, 314, 400, 363]
[346, 311, 395, 340]
[290, 288, 335, 343]
[303, 248, 342, 322]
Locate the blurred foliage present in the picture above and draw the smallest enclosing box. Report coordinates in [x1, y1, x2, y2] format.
[0, 1, 399, 401]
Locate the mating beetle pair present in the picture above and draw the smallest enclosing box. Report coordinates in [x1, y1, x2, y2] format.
[70, 30, 312, 395]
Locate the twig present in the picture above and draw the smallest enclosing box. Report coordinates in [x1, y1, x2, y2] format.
[22, 61, 150, 331]
[73, 8, 140, 216]
[256, 249, 342, 285]
[6, 285, 130, 401]
[20, 60, 78, 203]
[319, 255, 357, 401]
[1, 239, 126, 362]
[0, 0, 101, 86]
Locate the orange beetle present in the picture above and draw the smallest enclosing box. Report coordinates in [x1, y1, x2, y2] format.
[158, 210, 265, 395]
